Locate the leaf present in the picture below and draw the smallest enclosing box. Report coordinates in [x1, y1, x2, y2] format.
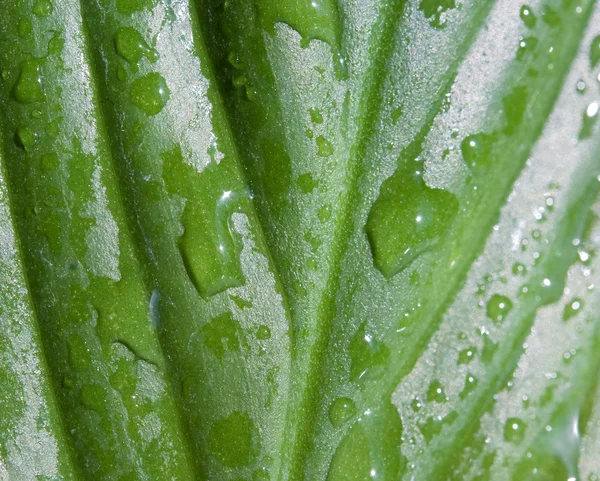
[0, 0, 599, 480]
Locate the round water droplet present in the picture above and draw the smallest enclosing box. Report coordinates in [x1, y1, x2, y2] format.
[461, 132, 495, 170]
[426, 380, 448, 403]
[296, 173, 317, 193]
[517, 36, 539, 61]
[130, 72, 170, 116]
[519, 5, 537, 29]
[486, 294, 513, 324]
[208, 411, 259, 468]
[329, 397, 356, 428]
[504, 417, 526, 444]
[349, 322, 389, 382]
[457, 346, 477, 365]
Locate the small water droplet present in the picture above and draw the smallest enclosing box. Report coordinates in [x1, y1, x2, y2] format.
[316, 135, 334, 157]
[296, 172, 318, 193]
[459, 373, 478, 399]
[329, 397, 356, 428]
[461, 132, 495, 170]
[32, 0, 53, 17]
[517, 36, 539, 61]
[208, 411, 259, 467]
[309, 107, 324, 124]
[520, 5, 537, 28]
[563, 298, 583, 321]
[256, 325, 271, 340]
[504, 417, 526, 444]
[579, 102, 599, 140]
[486, 294, 513, 324]
[129, 72, 170, 116]
[418, 0, 456, 28]
[426, 380, 448, 403]
[457, 346, 477, 364]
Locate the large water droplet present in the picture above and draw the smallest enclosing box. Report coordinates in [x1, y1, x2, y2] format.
[208, 411, 259, 468]
[366, 168, 458, 279]
[13, 58, 45, 104]
[130, 72, 170, 116]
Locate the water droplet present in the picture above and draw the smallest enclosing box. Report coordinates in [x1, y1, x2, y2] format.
[517, 36, 539, 61]
[503, 86, 528, 135]
[15, 126, 36, 149]
[326, 401, 404, 481]
[329, 397, 356, 428]
[520, 5, 537, 28]
[318, 204, 332, 222]
[504, 417, 526, 444]
[418, 0, 456, 28]
[316, 135, 334, 157]
[486, 294, 513, 324]
[208, 411, 259, 468]
[309, 107, 324, 124]
[591, 35, 600, 69]
[256, 325, 271, 340]
[541, 6, 560, 27]
[461, 132, 495, 171]
[349, 322, 389, 382]
[17, 17, 32, 38]
[512, 262, 527, 276]
[32, 0, 53, 17]
[297, 173, 317, 193]
[459, 373, 478, 399]
[563, 298, 583, 321]
[579, 102, 599, 140]
[129, 72, 170, 116]
[366, 168, 458, 279]
[67, 334, 92, 372]
[202, 312, 242, 361]
[576, 79, 587, 94]
[481, 333, 498, 364]
[457, 346, 477, 364]
[13, 58, 45, 104]
[426, 380, 448, 403]
[114, 27, 158, 67]
[419, 412, 457, 443]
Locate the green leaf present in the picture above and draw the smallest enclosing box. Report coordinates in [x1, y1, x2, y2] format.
[0, 0, 599, 480]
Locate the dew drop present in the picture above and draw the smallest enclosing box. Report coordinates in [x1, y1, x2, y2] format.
[256, 325, 271, 340]
[418, 0, 456, 28]
[426, 380, 448, 403]
[309, 107, 324, 124]
[15, 126, 36, 150]
[202, 312, 242, 361]
[486, 294, 513, 324]
[129, 72, 170, 116]
[517, 36, 539, 61]
[296, 172, 317, 193]
[116, 0, 154, 15]
[459, 373, 478, 399]
[579, 102, 599, 140]
[457, 346, 477, 365]
[461, 132, 495, 170]
[17, 17, 32, 38]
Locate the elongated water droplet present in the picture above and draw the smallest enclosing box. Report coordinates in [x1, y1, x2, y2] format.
[579, 102, 599, 140]
[591, 35, 600, 69]
[426, 380, 448, 403]
[367, 168, 458, 278]
[115, 27, 158, 66]
[520, 5, 537, 28]
[208, 411, 259, 468]
[130, 72, 170, 116]
[563, 298, 583, 321]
